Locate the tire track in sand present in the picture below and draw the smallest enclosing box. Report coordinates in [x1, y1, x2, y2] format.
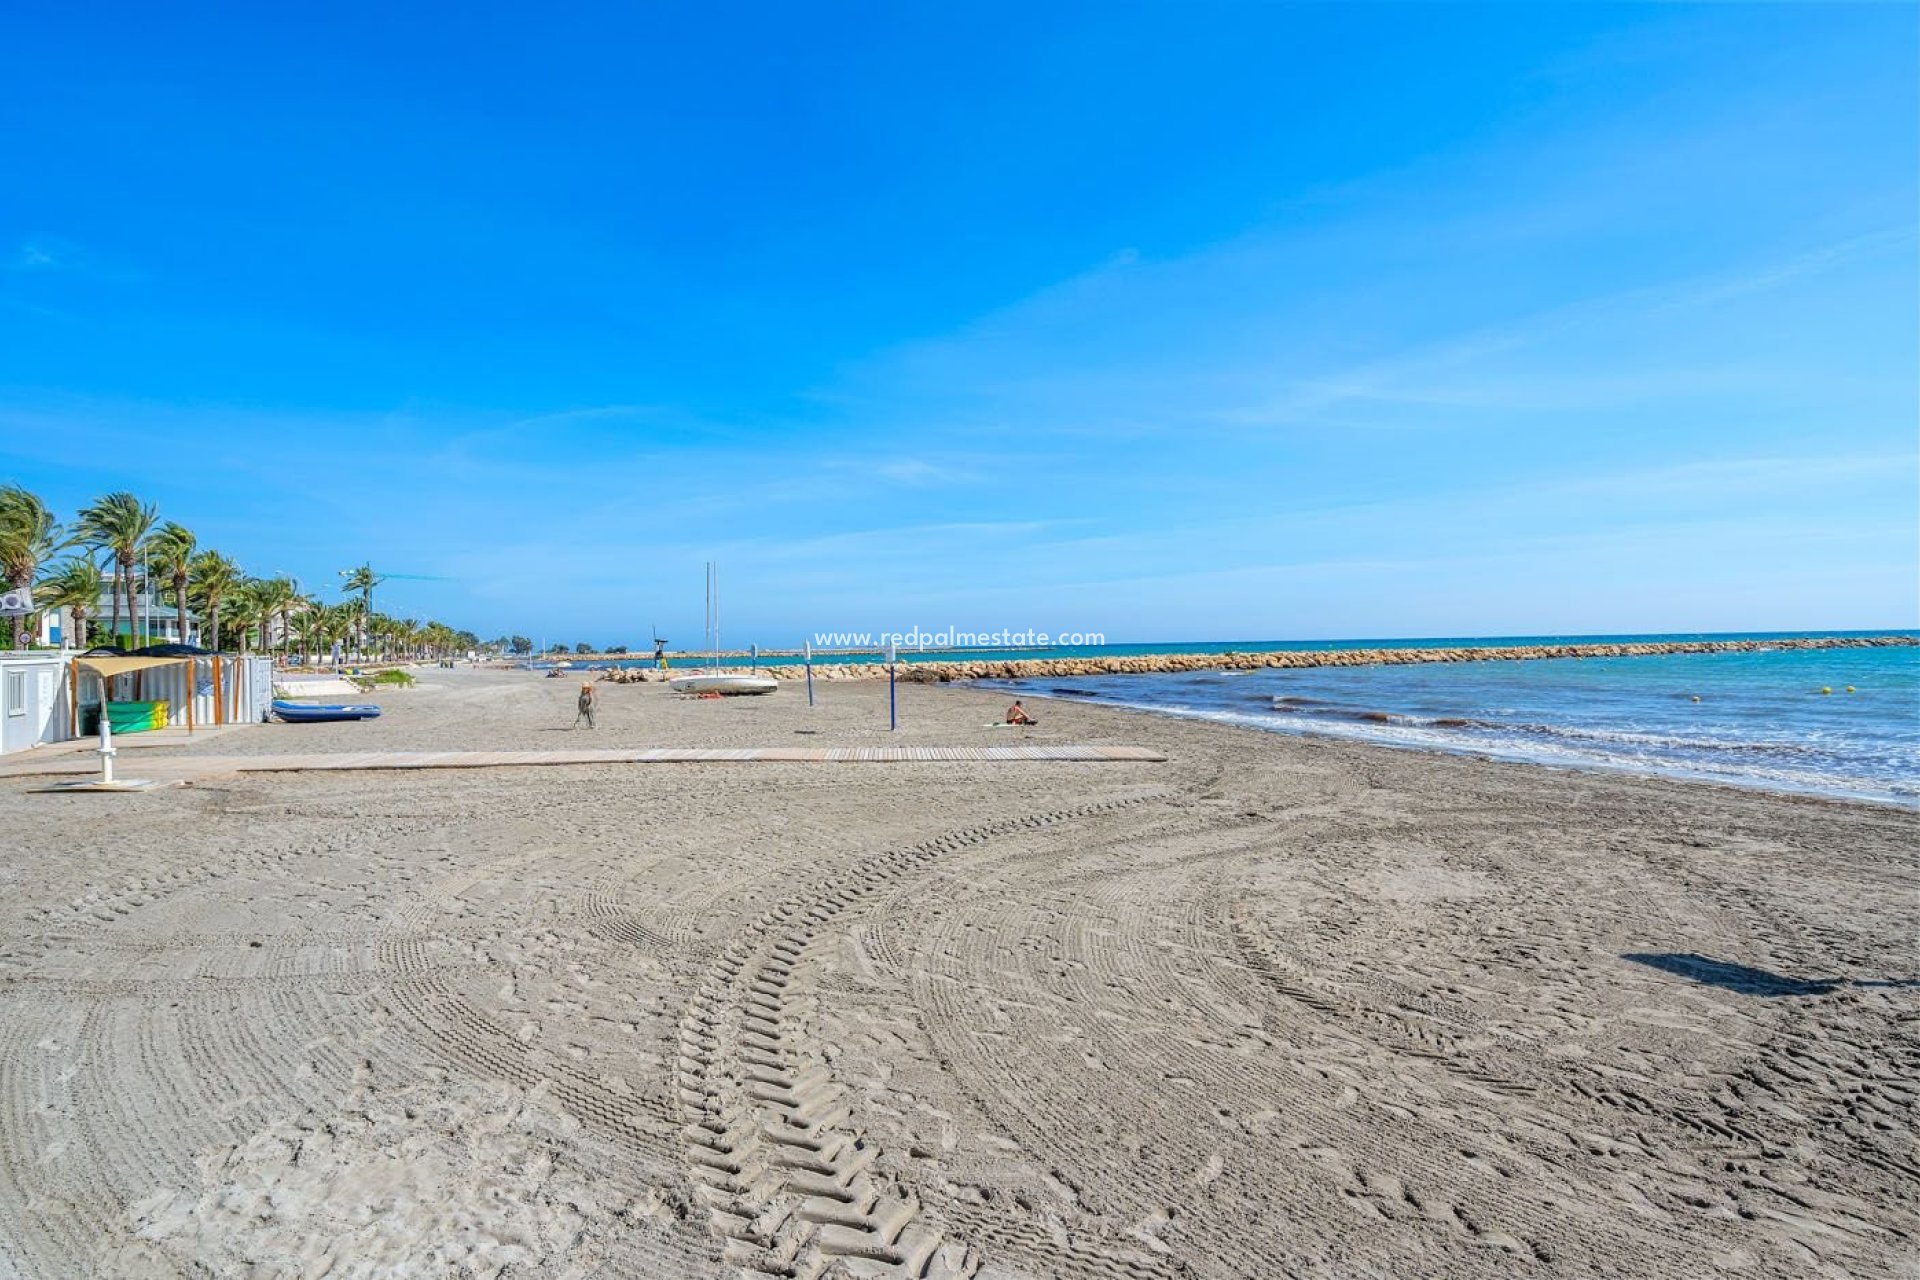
[676, 793, 1163, 1280]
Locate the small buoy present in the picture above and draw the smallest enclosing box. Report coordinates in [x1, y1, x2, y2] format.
[1821, 686, 1831, 695]
[1846, 685, 1855, 693]
[1691, 695, 1701, 703]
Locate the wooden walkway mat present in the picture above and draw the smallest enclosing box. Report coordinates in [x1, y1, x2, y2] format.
[7, 743, 1167, 785]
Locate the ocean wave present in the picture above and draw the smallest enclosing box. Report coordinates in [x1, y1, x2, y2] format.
[1265, 700, 1862, 759]
[1024, 691, 1916, 806]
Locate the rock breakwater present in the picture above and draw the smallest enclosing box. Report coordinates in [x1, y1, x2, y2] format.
[590, 635, 1915, 684]
[894, 634, 1916, 682]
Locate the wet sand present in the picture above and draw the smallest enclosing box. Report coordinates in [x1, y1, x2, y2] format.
[1, 667, 1913, 1278]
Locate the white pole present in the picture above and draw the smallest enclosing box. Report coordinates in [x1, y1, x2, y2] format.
[97, 686, 116, 784]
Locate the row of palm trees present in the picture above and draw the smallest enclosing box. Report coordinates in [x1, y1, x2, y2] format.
[0, 485, 479, 662]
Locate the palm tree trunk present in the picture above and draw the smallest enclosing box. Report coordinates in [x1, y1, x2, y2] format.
[10, 577, 27, 649]
[209, 602, 221, 651]
[106, 562, 122, 647]
[175, 576, 188, 645]
[121, 554, 136, 649]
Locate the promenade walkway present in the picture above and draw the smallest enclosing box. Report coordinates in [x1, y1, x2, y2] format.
[2, 743, 1167, 787]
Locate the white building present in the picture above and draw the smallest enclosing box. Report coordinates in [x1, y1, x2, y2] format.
[44, 588, 204, 649]
[0, 655, 68, 753]
[0, 651, 276, 753]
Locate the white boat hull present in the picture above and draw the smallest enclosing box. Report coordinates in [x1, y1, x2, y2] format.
[669, 674, 780, 696]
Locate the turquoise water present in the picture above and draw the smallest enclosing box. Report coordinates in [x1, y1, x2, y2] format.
[981, 639, 1919, 805]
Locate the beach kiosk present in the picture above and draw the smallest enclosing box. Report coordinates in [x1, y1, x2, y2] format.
[52, 652, 206, 791]
[67, 650, 200, 738]
[65, 645, 273, 739]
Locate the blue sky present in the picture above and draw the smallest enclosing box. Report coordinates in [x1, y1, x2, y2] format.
[2, 3, 1914, 645]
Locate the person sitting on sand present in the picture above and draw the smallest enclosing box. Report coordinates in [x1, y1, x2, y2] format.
[1006, 700, 1036, 726]
[576, 681, 598, 729]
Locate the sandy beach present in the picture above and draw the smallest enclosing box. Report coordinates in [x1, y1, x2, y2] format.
[1, 666, 1913, 1279]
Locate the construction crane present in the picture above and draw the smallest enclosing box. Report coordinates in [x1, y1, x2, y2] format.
[333, 564, 452, 663]
[337, 563, 450, 620]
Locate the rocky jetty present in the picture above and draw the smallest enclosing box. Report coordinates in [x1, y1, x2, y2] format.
[888, 634, 1916, 682]
[587, 635, 1914, 684]
[600, 666, 666, 683]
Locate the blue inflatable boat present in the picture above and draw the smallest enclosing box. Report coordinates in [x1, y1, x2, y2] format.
[272, 700, 382, 723]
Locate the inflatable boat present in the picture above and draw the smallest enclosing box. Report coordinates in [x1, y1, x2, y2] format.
[272, 700, 383, 723]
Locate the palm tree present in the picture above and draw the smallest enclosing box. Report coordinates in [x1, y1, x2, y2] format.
[145, 521, 197, 645]
[0, 484, 63, 648]
[294, 604, 331, 665]
[35, 558, 102, 649]
[76, 492, 157, 649]
[423, 621, 457, 659]
[340, 563, 382, 658]
[247, 576, 299, 661]
[229, 579, 266, 655]
[274, 579, 304, 661]
[189, 551, 242, 651]
[367, 611, 401, 661]
[324, 602, 358, 664]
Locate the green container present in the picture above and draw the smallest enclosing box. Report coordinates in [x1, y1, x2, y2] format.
[80, 700, 170, 735]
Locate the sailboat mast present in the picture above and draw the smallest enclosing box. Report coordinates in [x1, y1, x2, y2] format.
[704, 561, 718, 670]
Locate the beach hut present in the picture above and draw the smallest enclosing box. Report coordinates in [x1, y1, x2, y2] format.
[0, 654, 69, 753]
[64, 649, 275, 740]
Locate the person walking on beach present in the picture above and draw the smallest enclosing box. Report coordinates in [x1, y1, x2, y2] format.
[575, 681, 598, 729]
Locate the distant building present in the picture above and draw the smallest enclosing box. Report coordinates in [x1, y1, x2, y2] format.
[27, 588, 321, 653]
[77, 588, 203, 647]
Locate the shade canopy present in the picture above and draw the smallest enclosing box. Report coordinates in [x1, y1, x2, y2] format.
[73, 654, 197, 678]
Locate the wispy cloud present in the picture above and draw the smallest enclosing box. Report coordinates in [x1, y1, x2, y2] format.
[1, 237, 145, 282]
[501, 403, 651, 429]
[810, 455, 986, 489]
[1214, 228, 1913, 427]
[5, 242, 57, 271]
[1657, 227, 1915, 312]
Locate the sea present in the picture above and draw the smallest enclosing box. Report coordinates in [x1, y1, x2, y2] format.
[968, 632, 1918, 806]
[540, 631, 1916, 804]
